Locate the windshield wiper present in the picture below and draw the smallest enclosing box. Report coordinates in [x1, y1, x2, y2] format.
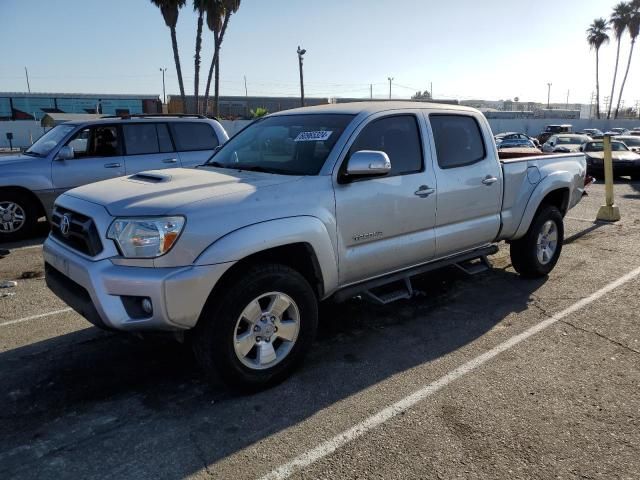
[199, 161, 232, 168]
[23, 151, 42, 157]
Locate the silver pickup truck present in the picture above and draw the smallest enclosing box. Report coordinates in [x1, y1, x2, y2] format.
[44, 102, 587, 389]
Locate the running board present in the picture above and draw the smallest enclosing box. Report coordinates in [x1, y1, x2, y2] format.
[332, 245, 498, 304]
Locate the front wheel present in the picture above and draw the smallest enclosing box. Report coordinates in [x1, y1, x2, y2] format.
[192, 263, 318, 391]
[510, 205, 564, 278]
[0, 192, 39, 242]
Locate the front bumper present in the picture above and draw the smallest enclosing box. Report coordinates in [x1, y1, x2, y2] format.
[44, 236, 234, 331]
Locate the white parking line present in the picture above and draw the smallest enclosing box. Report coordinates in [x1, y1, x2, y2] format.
[0, 308, 73, 327]
[260, 265, 640, 480]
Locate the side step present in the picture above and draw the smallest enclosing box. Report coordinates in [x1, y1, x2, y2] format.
[362, 278, 414, 305]
[454, 255, 492, 275]
[332, 245, 498, 305]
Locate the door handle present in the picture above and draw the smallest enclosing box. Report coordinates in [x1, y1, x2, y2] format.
[414, 185, 436, 198]
[104, 162, 121, 169]
[162, 158, 178, 164]
[482, 176, 498, 185]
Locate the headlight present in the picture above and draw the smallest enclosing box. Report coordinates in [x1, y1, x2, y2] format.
[107, 216, 185, 258]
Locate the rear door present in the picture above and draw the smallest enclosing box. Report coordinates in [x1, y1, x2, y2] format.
[122, 123, 178, 173]
[52, 125, 124, 192]
[333, 112, 437, 284]
[170, 122, 220, 167]
[426, 112, 502, 258]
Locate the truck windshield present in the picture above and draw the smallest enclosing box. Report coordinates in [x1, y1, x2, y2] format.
[25, 124, 76, 157]
[205, 114, 355, 175]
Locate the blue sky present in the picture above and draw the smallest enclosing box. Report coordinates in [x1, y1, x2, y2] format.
[0, 0, 636, 107]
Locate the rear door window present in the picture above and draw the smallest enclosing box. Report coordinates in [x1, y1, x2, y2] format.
[430, 115, 486, 169]
[171, 122, 219, 151]
[123, 124, 161, 155]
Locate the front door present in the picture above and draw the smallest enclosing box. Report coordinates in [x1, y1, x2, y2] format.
[52, 125, 125, 192]
[334, 113, 437, 285]
[427, 113, 502, 258]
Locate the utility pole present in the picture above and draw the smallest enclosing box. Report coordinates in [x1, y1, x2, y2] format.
[159, 67, 167, 105]
[297, 46, 306, 107]
[370, 84, 373, 100]
[388, 77, 394, 100]
[546, 82, 552, 109]
[24, 67, 31, 93]
[566, 89, 569, 109]
[244, 75, 248, 97]
[430, 81, 433, 99]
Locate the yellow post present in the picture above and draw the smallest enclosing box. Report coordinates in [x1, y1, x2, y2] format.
[596, 134, 621, 221]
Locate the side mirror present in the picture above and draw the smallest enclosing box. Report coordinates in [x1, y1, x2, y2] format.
[343, 150, 391, 180]
[56, 145, 74, 160]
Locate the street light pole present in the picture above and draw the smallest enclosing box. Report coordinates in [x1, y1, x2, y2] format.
[547, 82, 552, 109]
[297, 46, 306, 107]
[159, 68, 167, 105]
[388, 77, 394, 99]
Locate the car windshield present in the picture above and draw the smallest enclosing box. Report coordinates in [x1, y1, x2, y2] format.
[619, 137, 640, 146]
[25, 124, 76, 157]
[584, 141, 628, 152]
[556, 136, 586, 145]
[205, 114, 354, 175]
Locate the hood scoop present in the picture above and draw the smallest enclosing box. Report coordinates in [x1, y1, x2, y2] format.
[128, 172, 172, 184]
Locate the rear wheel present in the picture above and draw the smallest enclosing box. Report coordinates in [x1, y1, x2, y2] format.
[192, 263, 318, 391]
[510, 205, 564, 278]
[0, 191, 39, 242]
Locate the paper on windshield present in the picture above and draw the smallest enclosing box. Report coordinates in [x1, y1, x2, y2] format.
[294, 131, 333, 142]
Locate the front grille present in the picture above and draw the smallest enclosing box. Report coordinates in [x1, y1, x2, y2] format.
[50, 207, 103, 256]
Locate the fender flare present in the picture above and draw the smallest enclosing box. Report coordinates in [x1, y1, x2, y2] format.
[194, 216, 339, 296]
[512, 171, 573, 239]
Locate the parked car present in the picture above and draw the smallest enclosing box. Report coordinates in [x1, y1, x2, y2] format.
[579, 128, 603, 137]
[537, 124, 573, 145]
[542, 134, 591, 153]
[0, 115, 228, 241]
[610, 127, 630, 135]
[496, 138, 538, 149]
[628, 130, 640, 137]
[614, 135, 640, 153]
[582, 140, 640, 179]
[495, 132, 540, 148]
[44, 102, 587, 389]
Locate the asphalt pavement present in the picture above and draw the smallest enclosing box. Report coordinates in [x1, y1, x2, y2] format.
[1, 179, 639, 479]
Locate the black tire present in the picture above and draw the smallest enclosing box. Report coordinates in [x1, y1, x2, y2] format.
[510, 205, 564, 278]
[0, 190, 39, 242]
[192, 263, 318, 391]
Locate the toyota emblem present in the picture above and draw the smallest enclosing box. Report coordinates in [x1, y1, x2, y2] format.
[60, 214, 71, 237]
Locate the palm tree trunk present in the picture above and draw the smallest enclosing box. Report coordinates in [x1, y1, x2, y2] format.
[596, 49, 601, 119]
[171, 26, 186, 113]
[214, 54, 220, 117]
[607, 39, 621, 119]
[614, 39, 636, 119]
[194, 11, 204, 114]
[203, 13, 231, 115]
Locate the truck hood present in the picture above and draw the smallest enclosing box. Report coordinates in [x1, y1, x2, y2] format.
[64, 167, 302, 216]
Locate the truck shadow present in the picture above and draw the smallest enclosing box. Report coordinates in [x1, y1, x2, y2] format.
[0, 265, 546, 479]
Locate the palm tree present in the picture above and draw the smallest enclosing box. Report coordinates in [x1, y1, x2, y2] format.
[587, 18, 610, 119]
[608, 2, 632, 119]
[151, 0, 187, 111]
[202, 0, 241, 116]
[193, 0, 215, 114]
[615, 1, 640, 118]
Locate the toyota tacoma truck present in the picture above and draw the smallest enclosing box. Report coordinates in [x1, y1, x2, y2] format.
[44, 102, 587, 390]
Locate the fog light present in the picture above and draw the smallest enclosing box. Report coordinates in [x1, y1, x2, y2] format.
[141, 298, 153, 314]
